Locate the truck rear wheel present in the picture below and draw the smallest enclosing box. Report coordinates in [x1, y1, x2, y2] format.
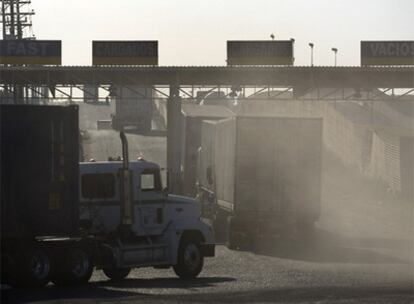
[103, 267, 131, 281]
[173, 236, 204, 279]
[52, 247, 93, 286]
[15, 246, 52, 288]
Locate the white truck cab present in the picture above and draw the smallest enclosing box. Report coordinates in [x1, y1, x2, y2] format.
[78, 157, 215, 279]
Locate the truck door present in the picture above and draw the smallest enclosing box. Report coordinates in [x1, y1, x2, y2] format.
[133, 168, 166, 235]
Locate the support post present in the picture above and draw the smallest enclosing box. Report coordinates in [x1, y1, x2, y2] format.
[167, 85, 182, 194]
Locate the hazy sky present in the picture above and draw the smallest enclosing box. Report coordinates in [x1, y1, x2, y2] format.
[30, 0, 414, 66]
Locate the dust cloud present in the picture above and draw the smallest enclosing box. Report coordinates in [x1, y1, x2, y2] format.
[229, 98, 413, 285]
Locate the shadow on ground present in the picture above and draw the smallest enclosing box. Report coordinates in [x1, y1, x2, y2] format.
[1, 277, 235, 304]
[3, 284, 412, 304]
[165, 285, 414, 303]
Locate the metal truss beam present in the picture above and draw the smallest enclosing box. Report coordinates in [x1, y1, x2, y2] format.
[2, 84, 413, 104]
[1, 66, 413, 89]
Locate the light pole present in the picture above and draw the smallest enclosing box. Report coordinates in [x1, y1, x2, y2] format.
[331, 47, 338, 66]
[290, 38, 295, 65]
[309, 43, 314, 66]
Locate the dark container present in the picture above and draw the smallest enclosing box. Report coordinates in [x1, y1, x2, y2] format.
[1, 104, 79, 239]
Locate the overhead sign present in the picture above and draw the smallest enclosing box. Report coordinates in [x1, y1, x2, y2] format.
[361, 41, 414, 66]
[0, 40, 61, 65]
[227, 40, 294, 65]
[93, 41, 158, 65]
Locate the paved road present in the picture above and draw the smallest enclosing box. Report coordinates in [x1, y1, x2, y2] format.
[2, 103, 413, 303]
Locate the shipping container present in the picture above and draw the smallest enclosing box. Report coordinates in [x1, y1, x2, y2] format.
[1, 104, 79, 239]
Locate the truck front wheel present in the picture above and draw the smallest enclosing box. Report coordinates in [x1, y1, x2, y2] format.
[173, 236, 204, 279]
[52, 247, 93, 286]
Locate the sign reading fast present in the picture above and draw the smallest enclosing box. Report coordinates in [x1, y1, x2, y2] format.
[361, 41, 414, 66]
[227, 40, 294, 65]
[93, 41, 158, 65]
[0, 40, 61, 65]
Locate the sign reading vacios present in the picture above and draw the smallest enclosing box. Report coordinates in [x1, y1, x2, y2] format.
[361, 41, 414, 66]
[93, 41, 158, 65]
[227, 40, 294, 65]
[0, 40, 61, 65]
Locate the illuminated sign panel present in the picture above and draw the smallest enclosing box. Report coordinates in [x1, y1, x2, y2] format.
[0, 40, 61, 65]
[227, 40, 294, 65]
[93, 41, 158, 65]
[361, 41, 414, 66]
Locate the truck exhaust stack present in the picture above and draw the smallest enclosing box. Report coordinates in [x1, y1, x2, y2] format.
[119, 132, 134, 227]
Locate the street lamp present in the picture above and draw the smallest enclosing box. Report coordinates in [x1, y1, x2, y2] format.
[290, 38, 295, 65]
[309, 43, 314, 66]
[331, 47, 338, 66]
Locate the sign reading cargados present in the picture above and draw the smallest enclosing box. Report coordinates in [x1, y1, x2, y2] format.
[227, 40, 294, 66]
[361, 41, 414, 66]
[93, 41, 158, 65]
[0, 40, 61, 65]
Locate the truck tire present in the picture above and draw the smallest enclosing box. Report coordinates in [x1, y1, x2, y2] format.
[52, 247, 93, 286]
[14, 246, 52, 288]
[173, 236, 204, 279]
[103, 267, 131, 281]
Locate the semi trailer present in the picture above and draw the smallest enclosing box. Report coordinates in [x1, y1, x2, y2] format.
[1, 104, 215, 288]
[179, 104, 235, 197]
[197, 116, 323, 249]
[111, 86, 154, 132]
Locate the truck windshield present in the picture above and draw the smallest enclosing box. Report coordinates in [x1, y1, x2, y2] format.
[81, 173, 116, 199]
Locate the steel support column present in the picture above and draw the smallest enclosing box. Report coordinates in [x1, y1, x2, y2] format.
[167, 85, 183, 194]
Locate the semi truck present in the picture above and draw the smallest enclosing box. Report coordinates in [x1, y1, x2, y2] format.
[197, 116, 323, 249]
[111, 86, 154, 132]
[1, 104, 215, 288]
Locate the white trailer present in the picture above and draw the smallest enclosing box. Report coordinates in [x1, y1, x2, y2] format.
[197, 116, 323, 249]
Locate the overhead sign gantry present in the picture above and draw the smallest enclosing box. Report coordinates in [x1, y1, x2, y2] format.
[227, 40, 294, 65]
[0, 40, 61, 65]
[361, 41, 414, 66]
[92, 41, 158, 66]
